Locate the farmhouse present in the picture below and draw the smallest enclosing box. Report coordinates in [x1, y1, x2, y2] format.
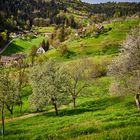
[44, 32, 52, 38]
[0, 54, 25, 65]
[75, 27, 87, 37]
[75, 29, 83, 36]
[95, 24, 104, 31]
[37, 45, 49, 54]
[36, 47, 46, 54]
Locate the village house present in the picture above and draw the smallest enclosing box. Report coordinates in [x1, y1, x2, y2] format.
[36, 47, 46, 54]
[95, 24, 104, 31]
[0, 54, 25, 65]
[10, 32, 23, 39]
[75, 27, 87, 37]
[44, 32, 52, 38]
[34, 32, 40, 37]
[36, 43, 49, 55]
[75, 29, 83, 36]
[10, 32, 17, 39]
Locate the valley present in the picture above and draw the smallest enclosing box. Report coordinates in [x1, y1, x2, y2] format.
[0, 0, 140, 140]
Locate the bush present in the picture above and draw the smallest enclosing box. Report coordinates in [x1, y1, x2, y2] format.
[91, 58, 111, 78]
[57, 44, 68, 55]
[101, 39, 120, 54]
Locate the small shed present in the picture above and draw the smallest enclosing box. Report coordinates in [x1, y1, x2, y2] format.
[44, 32, 52, 38]
[36, 47, 46, 54]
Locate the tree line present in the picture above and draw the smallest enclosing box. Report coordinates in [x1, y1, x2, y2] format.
[0, 0, 139, 32]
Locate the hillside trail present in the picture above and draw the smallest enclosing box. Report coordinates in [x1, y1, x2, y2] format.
[4, 112, 46, 123]
[3, 105, 68, 123]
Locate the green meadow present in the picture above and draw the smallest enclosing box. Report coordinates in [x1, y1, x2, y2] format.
[1, 77, 140, 140]
[33, 26, 55, 33]
[0, 18, 140, 140]
[2, 36, 45, 56]
[44, 19, 140, 60]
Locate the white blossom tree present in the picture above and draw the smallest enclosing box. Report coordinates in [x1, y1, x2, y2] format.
[108, 28, 140, 113]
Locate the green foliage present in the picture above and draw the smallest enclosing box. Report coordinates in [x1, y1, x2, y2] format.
[29, 45, 38, 66]
[57, 44, 68, 56]
[6, 16, 17, 29]
[0, 68, 20, 114]
[41, 39, 49, 51]
[1, 30, 8, 41]
[34, 26, 55, 33]
[29, 59, 70, 114]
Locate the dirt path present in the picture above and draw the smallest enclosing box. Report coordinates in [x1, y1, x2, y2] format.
[3, 106, 67, 123]
[4, 112, 46, 123]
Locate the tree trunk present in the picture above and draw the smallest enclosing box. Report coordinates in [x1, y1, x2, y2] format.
[6, 105, 13, 115]
[1, 105, 5, 136]
[134, 94, 140, 113]
[8, 108, 13, 115]
[20, 103, 23, 114]
[53, 103, 58, 116]
[19, 94, 23, 114]
[73, 97, 76, 108]
[31, 56, 34, 66]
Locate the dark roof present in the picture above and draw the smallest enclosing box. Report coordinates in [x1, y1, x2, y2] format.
[0, 54, 25, 64]
[42, 46, 48, 52]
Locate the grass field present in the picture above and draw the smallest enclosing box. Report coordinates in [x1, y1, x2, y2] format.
[2, 36, 45, 56]
[1, 77, 140, 140]
[43, 19, 140, 60]
[33, 26, 55, 33]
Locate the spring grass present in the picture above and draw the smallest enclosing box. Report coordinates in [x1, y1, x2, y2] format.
[2, 36, 45, 56]
[43, 19, 140, 60]
[33, 26, 55, 33]
[1, 77, 140, 140]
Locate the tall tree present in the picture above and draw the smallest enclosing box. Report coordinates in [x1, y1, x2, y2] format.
[67, 59, 92, 108]
[41, 40, 50, 51]
[29, 45, 38, 66]
[29, 59, 69, 115]
[57, 25, 65, 42]
[16, 59, 28, 114]
[0, 67, 19, 136]
[108, 28, 140, 113]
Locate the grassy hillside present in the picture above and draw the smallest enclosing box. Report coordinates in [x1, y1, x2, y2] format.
[1, 19, 139, 57]
[0, 17, 140, 140]
[2, 36, 45, 56]
[33, 26, 55, 33]
[2, 77, 140, 140]
[44, 19, 140, 60]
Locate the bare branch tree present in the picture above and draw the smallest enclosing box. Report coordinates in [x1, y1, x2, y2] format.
[67, 58, 93, 108]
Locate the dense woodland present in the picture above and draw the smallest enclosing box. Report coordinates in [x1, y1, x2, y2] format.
[0, 0, 140, 31]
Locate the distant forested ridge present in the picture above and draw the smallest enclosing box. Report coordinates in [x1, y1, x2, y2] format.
[0, 0, 64, 31]
[0, 0, 140, 31]
[0, 0, 139, 49]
